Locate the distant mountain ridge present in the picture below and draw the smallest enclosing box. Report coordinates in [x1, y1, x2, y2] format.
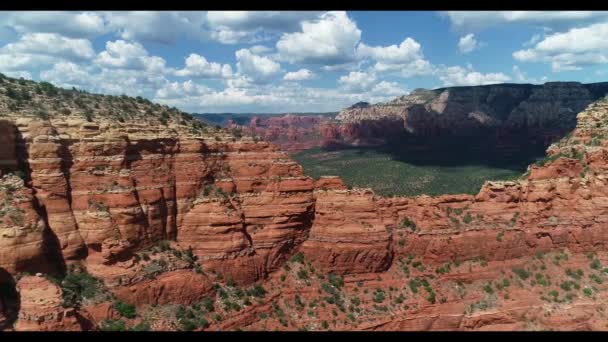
[330, 81, 608, 149]
[195, 112, 337, 127]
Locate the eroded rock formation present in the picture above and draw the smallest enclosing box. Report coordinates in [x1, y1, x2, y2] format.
[2, 74, 608, 331]
[13, 275, 92, 331]
[334, 82, 608, 148]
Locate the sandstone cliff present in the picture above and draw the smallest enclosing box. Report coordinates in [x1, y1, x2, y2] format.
[225, 114, 335, 152]
[3, 74, 608, 331]
[333, 82, 608, 147]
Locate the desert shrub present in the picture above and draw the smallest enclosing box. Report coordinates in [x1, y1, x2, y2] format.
[60, 268, 103, 307]
[409, 278, 422, 294]
[344, 312, 355, 322]
[5, 86, 18, 99]
[327, 273, 344, 289]
[590, 274, 603, 284]
[496, 231, 504, 242]
[589, 136, 601, 146]
[512, 267, 531, 280]
[158, 240, 170, 252]
[231, 128, 243, 139]
[7, 209, 25, 226]
[114, 301, 136, 319]
[74, 97, 86, 108]
[560, 281, 575, 291]
[535, 273, 549, 287]
[183, 248, 196, 264]
[38, 82, 58, 96]
[399, 217, 416, 231]
[372, 289, 385, 303]
[100, 319, 127, 331]
[290, 252, 305, 264]
[548, 290, 559, 301]
[295, 295, 304, 308]
[496, 278, 510, 290]
[536, 149, 584, 167]
[435, 263, 452, 275]
[425, 287, 436, 304]
[565, 268, 583, 280]
[248, 284, 267, 298]
[297, 268, 309, 280]
[180, 319, 197, 331]
[201, 297, 215, 312]
[35, 110, 49, 120]
[130, 321, 151, 331]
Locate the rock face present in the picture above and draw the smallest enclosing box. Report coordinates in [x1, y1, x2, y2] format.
[13, 275, 92, 331]
[4, 74, 608, 331]
[223, 82, 608, 153]
[0, 174, 48, 275]
[334, 82, 608, 147]
[377, 99, 608, 267]
[109, 269, 214, 306]
[215, 98, 608, 332]
[226, 114, 335, 151]
[300, 188, 392, 274]
[0, 116, 316, 288]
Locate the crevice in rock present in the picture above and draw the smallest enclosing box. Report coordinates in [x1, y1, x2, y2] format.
[0, 268, 20, 331]
[56, 137, 87, 261]
[14, 123, 66, 277]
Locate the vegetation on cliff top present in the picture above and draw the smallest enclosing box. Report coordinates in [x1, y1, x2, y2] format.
[0, 73, 217, 135]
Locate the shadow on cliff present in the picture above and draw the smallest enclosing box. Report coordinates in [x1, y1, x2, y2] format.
[0, 268, 20, 330]
[323, 127, 567, 171]
[125, 137, 178, 242]
[14, 126, 67, 277]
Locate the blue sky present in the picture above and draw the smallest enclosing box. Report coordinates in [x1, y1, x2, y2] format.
[0, 11, 607, 113]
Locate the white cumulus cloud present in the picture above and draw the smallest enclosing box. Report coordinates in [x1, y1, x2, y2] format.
[438, 65, 511, 86]
[2, 11, 109, 38]
[458, 34, 479, 54]
[283, 68, 316, 81]
[103, 11, 208, 44]
[173, 53, 233, 79]
[95, 40, 155, 70]
[442, 11, 608, 32]
[235, 48, 281, 84]
[513, 22, 608, 71]
[338, 71, 377, 93]
[1, 33, 95, 61]
[357, 37, 433, 77]
[206, 11, 320, 44]
[371, 81, 407, 96]
[276, 11, 361, 66]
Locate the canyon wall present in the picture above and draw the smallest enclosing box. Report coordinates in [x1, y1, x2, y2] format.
[225, 114, 335, 152]
[332, 82, 608, 148]
[220, 82, 608, 152]
[0, 115, 315, 306]
[6, 98, 606, 282]
[3, 74, 608, 331]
